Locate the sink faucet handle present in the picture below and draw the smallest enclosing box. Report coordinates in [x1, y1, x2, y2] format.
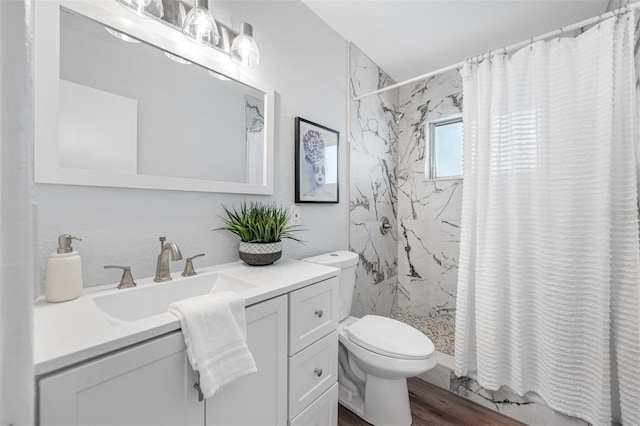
[182, 253, 205, 277]
[104, 265, 137, 289]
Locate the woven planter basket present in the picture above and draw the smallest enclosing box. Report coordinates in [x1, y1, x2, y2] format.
[239, 241, 282, 266]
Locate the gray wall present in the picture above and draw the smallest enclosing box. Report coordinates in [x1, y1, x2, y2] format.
[35, 1, 349, 293]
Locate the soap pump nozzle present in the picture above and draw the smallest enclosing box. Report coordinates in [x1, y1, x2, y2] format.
[57, 234, 82, 254]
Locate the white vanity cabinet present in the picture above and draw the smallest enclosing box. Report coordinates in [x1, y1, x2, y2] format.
[38, 295, 287, 426]
[36, 262, 341, 426]
[39, 330, 202, 426]
[288, 277, 339, 426]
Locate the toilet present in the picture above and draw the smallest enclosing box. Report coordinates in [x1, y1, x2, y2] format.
[303, 251, 436, 426]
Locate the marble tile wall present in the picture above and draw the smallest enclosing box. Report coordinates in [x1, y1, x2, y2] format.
[396, 70, 463, 325]
[348, 43, 399, 317]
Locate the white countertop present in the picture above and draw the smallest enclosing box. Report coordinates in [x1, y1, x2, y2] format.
[34, 258, 339, 376]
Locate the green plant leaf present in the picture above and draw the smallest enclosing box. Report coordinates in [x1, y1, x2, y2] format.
[217, 201, 305, 243]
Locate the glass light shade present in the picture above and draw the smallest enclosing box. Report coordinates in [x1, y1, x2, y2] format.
[104, 27, 141, 43]
[116, 0, 164, 19]
[182, 6, 220, 47]
[230, 23, 260, 67]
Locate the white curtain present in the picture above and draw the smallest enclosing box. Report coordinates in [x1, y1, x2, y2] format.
[455, 12, 640, 426]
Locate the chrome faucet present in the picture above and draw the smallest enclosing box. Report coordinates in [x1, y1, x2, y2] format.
[154, 236, 183, 282]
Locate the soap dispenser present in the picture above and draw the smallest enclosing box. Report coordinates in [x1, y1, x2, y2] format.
[45, 235, 83, 303]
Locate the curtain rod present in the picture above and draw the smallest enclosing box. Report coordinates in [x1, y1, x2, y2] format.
[352, 2, 640, 101]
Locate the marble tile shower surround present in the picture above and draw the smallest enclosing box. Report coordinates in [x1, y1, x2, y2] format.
[348, 23, 635, 424]
[348, 10, 640, 425]
[348, 43, 399, 317]
[396, 69, 463, 325]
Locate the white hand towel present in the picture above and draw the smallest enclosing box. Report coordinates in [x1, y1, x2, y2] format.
[169, 291, 257, 399]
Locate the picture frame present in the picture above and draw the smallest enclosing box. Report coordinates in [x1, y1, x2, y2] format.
[295, 117, 339, 203]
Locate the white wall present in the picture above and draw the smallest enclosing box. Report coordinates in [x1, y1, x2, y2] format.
[0, 0, 35, 424]
[35, 0, 349, 293]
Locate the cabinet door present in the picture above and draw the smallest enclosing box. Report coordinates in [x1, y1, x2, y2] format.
[39, 331, 202, 426]
[206, 295, 288, 426]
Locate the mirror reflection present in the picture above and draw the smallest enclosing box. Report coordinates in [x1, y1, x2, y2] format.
[58, 8, 266, 186]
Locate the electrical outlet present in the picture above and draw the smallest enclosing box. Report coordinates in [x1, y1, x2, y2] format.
[290, 205, 301, 225]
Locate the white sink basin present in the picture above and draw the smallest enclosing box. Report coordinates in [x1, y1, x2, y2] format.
[92, 272, 256, 323]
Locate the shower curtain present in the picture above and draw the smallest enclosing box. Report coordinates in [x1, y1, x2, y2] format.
[455, 12, 640, 426]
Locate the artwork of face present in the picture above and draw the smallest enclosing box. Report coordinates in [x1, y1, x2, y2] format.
[295, 117, 338, 203]
[303, 129, 325, 186]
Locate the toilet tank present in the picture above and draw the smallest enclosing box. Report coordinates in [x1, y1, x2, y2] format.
[302, 251, 359, 321]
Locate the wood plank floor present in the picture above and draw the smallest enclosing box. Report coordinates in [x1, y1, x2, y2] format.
[338, 378, 526, 426]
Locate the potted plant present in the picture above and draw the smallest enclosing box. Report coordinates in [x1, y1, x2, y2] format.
[220, 201, 303, 266]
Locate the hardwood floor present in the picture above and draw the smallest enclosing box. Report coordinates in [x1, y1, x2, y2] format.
[337, 378, 526, 426]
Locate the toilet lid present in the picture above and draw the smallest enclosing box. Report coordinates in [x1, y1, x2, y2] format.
[345, 315, 435, 360]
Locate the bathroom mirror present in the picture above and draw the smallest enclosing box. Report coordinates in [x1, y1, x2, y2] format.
[35, 1, 274, 194]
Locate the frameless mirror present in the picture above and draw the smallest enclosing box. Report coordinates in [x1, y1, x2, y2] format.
[35, 1, 274, 194]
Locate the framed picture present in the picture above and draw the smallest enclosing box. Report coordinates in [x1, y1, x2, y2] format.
[295, 117, 339, 203]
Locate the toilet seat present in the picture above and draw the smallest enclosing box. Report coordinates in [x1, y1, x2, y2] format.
[345, 315, 435, 360]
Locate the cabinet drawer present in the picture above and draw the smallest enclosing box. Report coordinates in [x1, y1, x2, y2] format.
[288, 331, 338, 419]
[289, 383, 338, 426]
[289, 277, 338, 355]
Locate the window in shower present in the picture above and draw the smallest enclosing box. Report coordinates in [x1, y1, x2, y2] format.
[425, 115, 463, 180]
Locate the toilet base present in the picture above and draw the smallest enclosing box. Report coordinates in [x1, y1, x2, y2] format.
[338, 375, 412, 426]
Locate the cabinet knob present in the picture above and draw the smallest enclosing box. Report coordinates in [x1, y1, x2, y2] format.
[314, 309, 324, 318]
[314, 368, 323, 377]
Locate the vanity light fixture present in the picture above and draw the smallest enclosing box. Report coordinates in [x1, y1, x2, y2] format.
[229, 23, 260, 67]
[116, 0, 164, 19]
[104, 26, 141, 43]
[112, 0, 260, 68]
[182, 0, 220, 47]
